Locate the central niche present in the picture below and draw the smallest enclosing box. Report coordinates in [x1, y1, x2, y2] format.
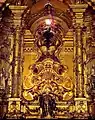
[22, 3, 73, 118]
[23, 18, 73, 118]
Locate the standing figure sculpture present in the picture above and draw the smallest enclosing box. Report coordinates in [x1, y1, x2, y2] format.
[48, 96, 56, 118]
[39, 94, 47, 118]
[39, 94, 56, 118]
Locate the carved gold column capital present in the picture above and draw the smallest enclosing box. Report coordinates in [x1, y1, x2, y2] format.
[70, 4, 88, 12]
[9, 5, 27, 26]
[70, 4, 88, 25]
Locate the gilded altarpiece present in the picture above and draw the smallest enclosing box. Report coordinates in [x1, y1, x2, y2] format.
[1, 0, 95, 119]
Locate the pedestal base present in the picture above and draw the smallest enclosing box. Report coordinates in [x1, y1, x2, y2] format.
[7, 98, 21, 119]
[74, 98, 89, 119]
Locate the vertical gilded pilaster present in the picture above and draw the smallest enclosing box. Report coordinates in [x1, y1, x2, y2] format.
[7, 34, 14, 97]
[82, 26, 88, 98]
[70, 4, 88, 97]
[7, 5, 26, 119]
[9, 6, 26, 98]
[70, 3, 89, 118]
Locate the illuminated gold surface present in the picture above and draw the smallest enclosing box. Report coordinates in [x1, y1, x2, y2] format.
[0, 0, 94, 119]
[23, 57, 73, 101]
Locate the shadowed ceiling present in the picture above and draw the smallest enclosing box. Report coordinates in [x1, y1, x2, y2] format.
[0, 0, 94, 7]
[6, 0, 72, 6]
[0, 0, 95, 13]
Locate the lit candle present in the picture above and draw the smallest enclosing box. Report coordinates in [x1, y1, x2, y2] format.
[45, 19, 52, 25]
